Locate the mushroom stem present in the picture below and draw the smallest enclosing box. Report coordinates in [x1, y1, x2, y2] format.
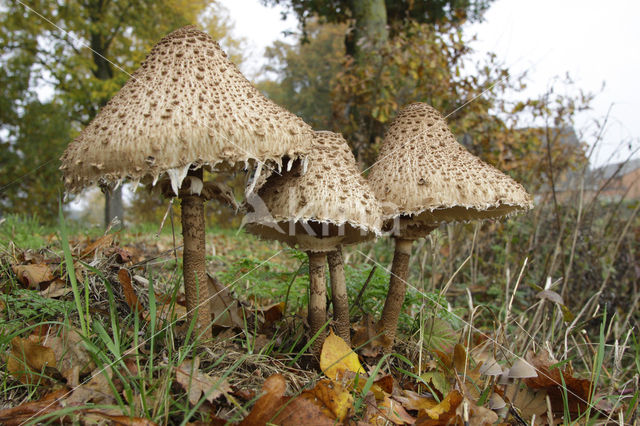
[378, 237, 414, 350]
[307, 251, 327, 355]
[327, 246, 350, 345]
[181, 168, 212, 340]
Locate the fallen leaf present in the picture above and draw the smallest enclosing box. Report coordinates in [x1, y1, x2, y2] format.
[418, 389, 463, 421]
[7, 336, 58, 384]
[273, 395, 338, 425]
[45, 328, 95, 383]
[67, 367, 116, 407]
[320, 330, 365, 380]
[81, 234, 114, 258]
[175, 357, 231, 405]
[208, 274, 244, 328]
[524, 350, 592, 416]
[38, 278, 71, 298]
[0, 388, 68, 425]
[239, 374, 287, 426]
[85, 411, 157, 425]
[462, 399, 499, 426]
[12, 264, 55, 289]
[352, 314, 389, 357]
[506, 382, 547, 421]
[374, 374, 395, 394]
[419, 370, 450, 397]
[118, 269, 145, 317]
[396, 390, 439, 412]
[377, 395, 416, 425]
[303, 379, 353, 422]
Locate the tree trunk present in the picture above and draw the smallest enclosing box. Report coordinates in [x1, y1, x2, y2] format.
[378, 237, 414, 350]
[307, 251, 327, 355]
[327, 247, 350, 345]
[350, 0, 388, 60]
[181, 169, 212, 340]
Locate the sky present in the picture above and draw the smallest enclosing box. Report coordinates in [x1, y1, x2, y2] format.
[219, 0, 640, 167]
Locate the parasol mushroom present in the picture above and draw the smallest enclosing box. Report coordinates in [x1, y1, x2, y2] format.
[60, 26, 312, 339]
[367, 102, 532, 349]
[244, 130, 381, 352]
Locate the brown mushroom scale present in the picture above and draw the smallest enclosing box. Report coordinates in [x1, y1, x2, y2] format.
[60, 26, 313, 339]
[245, 131, 381, 352]
[368, 102, 533, 349]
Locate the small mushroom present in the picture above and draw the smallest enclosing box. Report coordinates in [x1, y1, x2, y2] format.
[244, 131, 381, 353]
[508, 358, 538, 406]
[59, 26, 313, 340]
[367, 103, 533, 349]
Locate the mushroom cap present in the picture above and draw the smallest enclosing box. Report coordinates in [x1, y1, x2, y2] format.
[245, 131, 382, 252]
[367, 103, 532, 234]
[508, 358, 538, 379]
[60, 26, 312, 194]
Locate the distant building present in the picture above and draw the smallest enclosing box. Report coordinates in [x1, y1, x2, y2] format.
[589, 158, 640, 201]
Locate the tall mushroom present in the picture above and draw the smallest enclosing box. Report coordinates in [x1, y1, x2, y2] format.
[367, 102, 532, 349]
[60, 26, 312, 339]
[244, 131, 381, 352]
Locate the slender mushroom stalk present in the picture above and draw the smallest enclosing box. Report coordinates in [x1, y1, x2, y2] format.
[308, 251, 328, 354]
[327, 246, 350, 344]
[180, 168, 211, 336]
[367, 102, 533, 351]
[378, 237, 413, 346]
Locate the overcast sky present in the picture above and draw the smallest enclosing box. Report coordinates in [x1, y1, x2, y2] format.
[220, 0, 640, 167]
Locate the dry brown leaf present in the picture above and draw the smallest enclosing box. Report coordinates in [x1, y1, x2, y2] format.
[207, 274, 244, 328]
[239, 374, 287, 426]
[38, 278, 72, 298]
[396, 390, 439, 412]
[81, 234, 114, 258]
[67, 367, 116, 407]
[376, 395, 416, 425]
[175, 357, 231, 405]
[320, 330, 365, 380]
[273, 395, 338, 425]
[506, 382, 547, 421]
[352, 314, 390, 357]
[118, 268, 145, 318]
[461, 399, 499, 426]
[12, 264, 55, 289]
[374, 374, 395, 395]
[7, 336, 58, 384]
[524, 350, 592, 416]
[0, 388, 68, 425]
[84, 411, 157, 425]
[44, 328, 94, 383]
[258, 301, 285, 330]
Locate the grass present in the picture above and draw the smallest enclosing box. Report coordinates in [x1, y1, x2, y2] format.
[0, 198, 638, 424]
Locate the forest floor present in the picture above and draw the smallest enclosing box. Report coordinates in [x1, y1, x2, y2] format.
[0, 214, 637, 425]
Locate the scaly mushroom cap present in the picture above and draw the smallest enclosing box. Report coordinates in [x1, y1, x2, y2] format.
[368, 103, 532, 233]
[245, 131, 382, 252]
[60, 25, 312, 194]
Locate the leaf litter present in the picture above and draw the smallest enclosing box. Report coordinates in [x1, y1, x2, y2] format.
[0, 232, 624, 424]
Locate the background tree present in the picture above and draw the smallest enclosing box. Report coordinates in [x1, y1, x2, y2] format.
[0, 0, 242, 225]
[260, 0, 588, 189]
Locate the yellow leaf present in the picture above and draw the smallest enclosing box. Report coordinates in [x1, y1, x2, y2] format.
[320, 330, 365, 380]
[303, 379, 353, 422]
[421, 390, 463, 420]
